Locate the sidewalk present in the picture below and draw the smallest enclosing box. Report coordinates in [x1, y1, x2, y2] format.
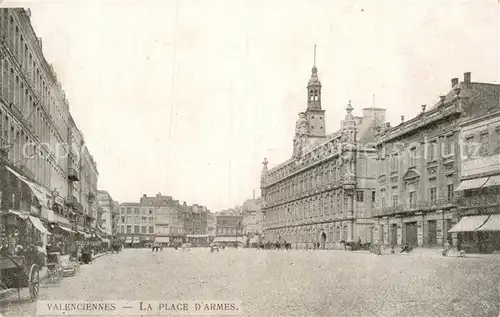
[0, 252, 109, 298]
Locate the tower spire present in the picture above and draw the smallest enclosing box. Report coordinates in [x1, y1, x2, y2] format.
[313, 44, 316, 66]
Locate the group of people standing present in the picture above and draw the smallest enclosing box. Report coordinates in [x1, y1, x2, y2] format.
[258, 241, 292, 250]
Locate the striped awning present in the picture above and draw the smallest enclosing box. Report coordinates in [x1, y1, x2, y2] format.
[455, 177, 489, 191]
[125, 237, 132, 243]
[448, 215, 489, 233]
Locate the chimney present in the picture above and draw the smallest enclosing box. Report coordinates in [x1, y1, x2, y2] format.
[253, 190, 255, 200]
[464, 72, 471, 84]
[143, 194, 146, 198]
[421, 105, 426, 112]
[400, 115, 404, 122]
[451, 78, 459, 87]
[37, 37, 42, 49]
[385, 122, 391, 129]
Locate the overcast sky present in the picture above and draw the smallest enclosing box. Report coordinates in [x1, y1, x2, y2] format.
[5, 0, 499, 211]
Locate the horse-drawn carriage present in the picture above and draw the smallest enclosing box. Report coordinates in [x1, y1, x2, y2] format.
[0, 252, 40, 301]
[110, 239, 122, 254]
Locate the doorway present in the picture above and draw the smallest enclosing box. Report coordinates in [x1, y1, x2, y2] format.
[428, 220, 437, 246]
[320, 232, 326, 250]
[390, 224, 398, 246]
[404, 222, 418, 246]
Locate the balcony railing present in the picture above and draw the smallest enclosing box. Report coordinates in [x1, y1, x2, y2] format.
[68, 168, 79, 182]
[66, 195, 84, 214]
[374, 199, 455, 217]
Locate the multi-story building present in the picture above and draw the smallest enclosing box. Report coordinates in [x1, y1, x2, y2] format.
[206, 211, 215, 238]
[261, 61, 384, 249]
[215, 210, 242, 235]
[118, 202, 144, 247]
[373, 72, 500, 249]
[112, 200, 120, 237]
[148, 194, 183, 239]
[97, 190, 117, 239]
[242, 194, 264, 236]
[450, 107, 500, 252]
[0, 8, 98, 248]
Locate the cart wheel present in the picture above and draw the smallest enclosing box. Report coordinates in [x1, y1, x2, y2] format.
[28, 264, 40, 301]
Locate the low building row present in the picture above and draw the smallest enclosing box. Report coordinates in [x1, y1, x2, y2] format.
[118, 193, 214, 247]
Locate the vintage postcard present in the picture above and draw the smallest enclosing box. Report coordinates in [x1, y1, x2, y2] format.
[0, 1, 499, 316]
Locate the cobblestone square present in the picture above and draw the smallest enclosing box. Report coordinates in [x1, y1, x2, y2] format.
[1, 249, 499, 317]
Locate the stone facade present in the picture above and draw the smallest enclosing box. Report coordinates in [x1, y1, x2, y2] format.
[373, 72, 500, 248]
[242, 197, 264, 235]
[261, 62, 384, 249]
[97, 190, 118, 237]
[0, 8, 99, 235]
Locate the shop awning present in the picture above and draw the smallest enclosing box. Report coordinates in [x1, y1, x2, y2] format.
[5, 166, 51, 206]
[29, 215, 51, 235]
[455, 177, 489, 191]
[448, 215, 489, 233]
[482, 175, 500, 188]
[132, 236, 140, 243]
[476, 214, 500, 231]
[186, 234, 208, 238]
[155, 237, 170, 243]
[125, 237, 132, 243]
[6, 209, 29, 219]
[213, 236, 244, 243]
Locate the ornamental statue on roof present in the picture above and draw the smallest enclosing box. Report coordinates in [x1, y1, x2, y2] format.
[293, 112, 310, 160]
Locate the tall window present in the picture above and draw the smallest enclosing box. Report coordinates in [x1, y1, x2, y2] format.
[380, 189, 386, 206]
[392, 195, 398, 208]
[134, 226, 139, 233]
[127, 207, 131, 214]
[445, 135, 454, 156]
[141, 226, 147, 233]
[479, 132, 489, 156]
[495, 127, 500, 154]
[149, 226, 154, 233]
[447, 184, 454, 203]
[409, 191, 417, 208]
[356, 191, 364, 202]
[372, 191, 376, 203]
[126, 225, 132, 234]
[465, 136, 475, 158]
[430, 187, 437, 204]
[409, 147, 417, 167]
[391, 154, 398, 171]
[428, 141, 437, 162]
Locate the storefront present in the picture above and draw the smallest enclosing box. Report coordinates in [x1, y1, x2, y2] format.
[124, 236, 132, 248]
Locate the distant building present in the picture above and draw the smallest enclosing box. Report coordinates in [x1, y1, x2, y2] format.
[242, 196, 264, 236]
[207, 211, 216, 237]
[261, 61, 384, 250]
[215, 213, 243, 237]
[118, 202, 152, 247]
[97, 190, 117, 239]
